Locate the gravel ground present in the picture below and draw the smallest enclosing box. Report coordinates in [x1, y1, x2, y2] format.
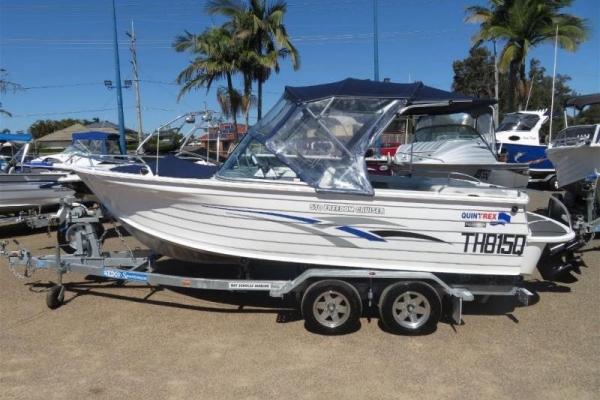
[0, 205, 598, 400]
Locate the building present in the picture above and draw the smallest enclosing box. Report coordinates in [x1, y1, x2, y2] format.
[36, 121, 137, 150]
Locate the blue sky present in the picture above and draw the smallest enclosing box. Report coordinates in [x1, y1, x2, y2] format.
[1, 0, 598, 134]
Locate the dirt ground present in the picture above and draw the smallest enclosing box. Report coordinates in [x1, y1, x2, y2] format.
[0, 212, 598, 400]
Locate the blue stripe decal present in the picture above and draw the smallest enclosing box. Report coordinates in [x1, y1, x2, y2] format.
[336, 226, 386, 242]
[203, 204, 321, 224]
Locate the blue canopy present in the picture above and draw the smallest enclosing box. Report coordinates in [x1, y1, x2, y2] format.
[0, 133, 32, 142]
[72, 132, 120, 141]
[284, 78, 496, 116]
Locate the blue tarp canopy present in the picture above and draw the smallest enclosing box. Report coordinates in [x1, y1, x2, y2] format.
[0, 133, 32, 142]
[72, 132, 120, 141]
[284, 78, 497, 116]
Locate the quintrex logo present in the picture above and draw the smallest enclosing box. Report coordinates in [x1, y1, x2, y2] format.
[461, 211, 512, 226]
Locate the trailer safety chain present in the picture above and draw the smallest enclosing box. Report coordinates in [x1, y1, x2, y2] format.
[9, 257, 33, 280]
[46, 216, 60, 238]
[101, 219, 136, 262]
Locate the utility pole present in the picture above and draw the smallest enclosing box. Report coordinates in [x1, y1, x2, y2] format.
[126, 20, 143, 144]
[111, 0, 127, 155]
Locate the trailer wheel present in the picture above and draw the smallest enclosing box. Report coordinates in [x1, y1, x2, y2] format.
[379, 281, 441, 335]
[301, 280, 362, 335]
[547, 193, 565, 223]
[547, 176, 559, 191]
[57, 222, 105, 255]
[46, 285, 64, 309]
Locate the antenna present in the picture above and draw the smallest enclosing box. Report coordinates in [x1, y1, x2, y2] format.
[525, 72, 536, 111]
[549, 25, 559, 142]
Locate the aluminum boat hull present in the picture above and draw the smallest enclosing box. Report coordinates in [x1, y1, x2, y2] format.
[546, 145, 600, 189]
[0, 172, 74, 214]
[76, 167, 572, 277]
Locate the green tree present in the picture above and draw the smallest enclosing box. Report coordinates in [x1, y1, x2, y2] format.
[28, 118, 98, 139]
[205, 0, 301, 120]
[452, 46, 496, 98]
[465, 0, 589, 112]
[173, 26, 242, 134]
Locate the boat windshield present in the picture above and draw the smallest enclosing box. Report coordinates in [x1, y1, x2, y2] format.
[218, 94, 403, 195]
[551, 125, 599, 147]
[497, 113, 540, 132]
[414, 113, 494, 143]
[413, 124, 480, 142]
[65, 137, 122, 156]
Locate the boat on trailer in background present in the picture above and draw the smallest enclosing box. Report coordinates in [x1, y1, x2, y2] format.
[546, 93, 600, 239]
[495, 109, 557, 189]
[4, 78, 583, 335]
[0, 134, 74, 218]
[386, 100, 530, 188]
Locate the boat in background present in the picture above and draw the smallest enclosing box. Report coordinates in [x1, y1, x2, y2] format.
[28, 132, 126, 170]
[22, 132, 129, 201]
[0, 135, 73, 216]
[391, 105, 530, 188]
[73, 78, 573, 281]
[546, 93, 600, 196]
[495, 109, 557, 188]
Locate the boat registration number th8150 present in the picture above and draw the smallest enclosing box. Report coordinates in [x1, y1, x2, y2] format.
[461, 233, 526, 255]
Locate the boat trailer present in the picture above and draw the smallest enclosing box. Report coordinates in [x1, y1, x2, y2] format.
[0, 202, 539, 336]
[547, 172, 599, 241]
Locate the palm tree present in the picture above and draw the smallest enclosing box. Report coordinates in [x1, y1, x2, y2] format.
[465, 0, 589, 112]
[173, 26, 242, 134]
[205, 0, 301, 120]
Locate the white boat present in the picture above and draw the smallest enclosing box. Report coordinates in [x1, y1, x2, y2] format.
[495, 109, 557, 187]
[28, 132, 127, 171]
[546, 94, 600, 193]
[73, 78, 573, 279]
[0, 136, 74, 215]
[22, 132, 128, 201]
[392, 104, 530, 188]
[0, 170, 73, 215]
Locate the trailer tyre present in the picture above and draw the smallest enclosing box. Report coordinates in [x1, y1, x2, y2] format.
[379, 281, 441, 335]
[301, 280, 362, 335]
[46, 285, 64, 309]
[57, 222, 105, 255]
[547, 176, 559, 191]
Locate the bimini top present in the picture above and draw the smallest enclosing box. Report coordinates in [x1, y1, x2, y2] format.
[563, 93, 600, 111]
[284, 78, 496, 116]
[217, 77, 498, 196]
[0, 133, 33, 142]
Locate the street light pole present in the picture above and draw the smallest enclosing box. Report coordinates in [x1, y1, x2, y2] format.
[111, 0, 127, 155]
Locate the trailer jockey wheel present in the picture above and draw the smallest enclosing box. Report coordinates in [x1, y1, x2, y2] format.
[378, 281, 441, 335]
[46, 285, 65, 309]
[57, 222, 105, 255]
[301, 280, 362, 335]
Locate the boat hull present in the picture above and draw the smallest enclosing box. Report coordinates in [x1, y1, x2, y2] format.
[0, 172, 74, 214]
[500, 143, 555, 174]
[546, 146, 600, 189]
[76, 168, 571, 277]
